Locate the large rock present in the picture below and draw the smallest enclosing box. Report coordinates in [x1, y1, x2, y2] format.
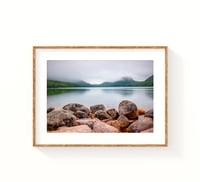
[73, 118, 98, 129]
[47, 107, 55, 113]
[53, 125, 93, 133]
[93, 120, 119, 133]
[47, 110, 76, 131]
[106, 108, 119, 119]
[106, 120, 121, 130]
[127, 117, 153, 133]
[118, 100, 138, 119]
[63, 103, 83, 112]
[138, 108, 146, 115]
[78, 106, 90, 114]
[63, 103, 90, 119]
[144, 109, 153, 119]
[94, 110, 112, 120]
[63, 103, 90, 114]
[140, 128, 153, 133]
[90, 104, 106, 114]
[117, 115, 130, 129]
[74, 111, 89, 119]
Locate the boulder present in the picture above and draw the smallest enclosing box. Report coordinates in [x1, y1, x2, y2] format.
[78, 106, 90, 114]
[128, 119, 137, 124]
[74, 111, 89, 119]
[90, 104, 106, 114]
[118, 100, 138, 119]
[53, 125, 93, 133]
[138, 108, 146, 115]
[89, 112, 95, 119]
[144, 109, 153, 119]
[117, 115, 130, 129]
[94, 110, 112, 120]
[60, 109, 74, 115]
[63, 103, 84, 112]
[121, 127, 129, 132]
[62, 113, 76, 127]
[141, 128, 153, 133]
[106, 120, 121, 130]
[93, 120, 119, 133]
[47, 110, 76, 131]
[63, 103, 90, 114]
[127, 117, 153, 133]
[73, 118, 98, 129]
[47, 107, 55, 113]
[106, 108, 119, 119]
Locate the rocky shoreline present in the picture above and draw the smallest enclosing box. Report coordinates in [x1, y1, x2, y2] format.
[47, 100, 153, 133]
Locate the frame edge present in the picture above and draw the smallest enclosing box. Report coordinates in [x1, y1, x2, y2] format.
[32, 46, 168, 147]
[165, 46, 168, 146]
[33, 47, 36, 146]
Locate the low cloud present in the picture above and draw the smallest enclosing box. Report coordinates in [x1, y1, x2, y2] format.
[47, 60, 153, 84]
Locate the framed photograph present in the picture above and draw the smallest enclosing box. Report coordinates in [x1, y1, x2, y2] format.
[33, 46, 168, 147]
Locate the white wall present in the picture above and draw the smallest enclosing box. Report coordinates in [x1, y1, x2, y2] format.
[0, 0, 199, 181]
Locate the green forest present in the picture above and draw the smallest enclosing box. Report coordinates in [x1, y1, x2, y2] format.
[47, 75, 153, 88]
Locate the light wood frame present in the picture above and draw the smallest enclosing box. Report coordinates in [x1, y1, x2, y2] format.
[33, 46, 168, 147]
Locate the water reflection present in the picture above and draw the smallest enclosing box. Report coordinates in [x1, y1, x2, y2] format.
[102, 88, 135, 96]
[101, 87, 153, 99]
[47, 88, 89, 96]
[47, 87, 153, 110]
[48, 87, 153, 98]
[144, 89, 153, 99]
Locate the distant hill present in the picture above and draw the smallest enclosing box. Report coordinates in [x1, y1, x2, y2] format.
[99, 77, 137, 87]
[145, 75, 153, 82]
[47, 75, 153, 88]
[47, 80, 80, 88]
[98, 75, 153, 87]
[143, 75, 153, 86]
[75, 80, 92, 87]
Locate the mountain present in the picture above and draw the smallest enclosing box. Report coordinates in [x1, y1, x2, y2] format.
[143, 75, 153, 86]
[47, 80, 92, 88]
[99, 77, 137, 87]
[47, 80, 80, 88]
[145, 75, 153, 82]
[99, 75, 153, 87]
[74, 80, 92, 87]
[47, 75, 153, 88]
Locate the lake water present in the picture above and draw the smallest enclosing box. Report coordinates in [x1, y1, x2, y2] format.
[47, 87, 153, 110]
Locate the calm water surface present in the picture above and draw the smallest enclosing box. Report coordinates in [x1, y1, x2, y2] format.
[47, 87, 153, 110]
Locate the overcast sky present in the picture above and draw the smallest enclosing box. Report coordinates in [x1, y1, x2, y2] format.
[47, 60, 153, 84]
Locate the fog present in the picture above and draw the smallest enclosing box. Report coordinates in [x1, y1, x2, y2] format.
[47, 60, 153, 84]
